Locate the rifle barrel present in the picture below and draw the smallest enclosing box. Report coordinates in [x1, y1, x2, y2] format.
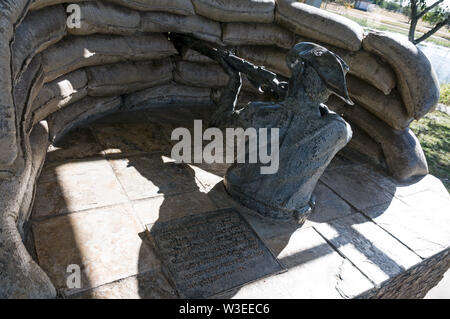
[171, 33, 287, 98]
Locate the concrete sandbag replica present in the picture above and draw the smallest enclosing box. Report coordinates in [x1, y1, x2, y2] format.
[0, 0, 440, 298]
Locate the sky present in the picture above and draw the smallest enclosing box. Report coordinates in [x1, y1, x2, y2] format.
[423, 0, 449, 7]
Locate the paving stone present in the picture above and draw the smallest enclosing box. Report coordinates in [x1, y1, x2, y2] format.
[38, 158, 116, 183]
[213, 227, 373, 299]
[365, 192, 450, 259]
[33, 159, 128, 218]
[394, 175, 448, 198]
[33, 204, 161, 296]
[190, 161, 230, 177]
[144, 108, 201, 139]
[304, 182, 356, 227]
[108, 155, 198, 201]
[69, 269, 177, 299]
[206, 181, 236, 210]
[199, 180, 301, 239]
[398, 189, 450, 214]
[144, 105, 216, 147]
[45, 127, 104, 164]
[131, 191, 218, 229]
[320, 166, 393, 211]
[202, 180, 355, 239]
[91, 122, 170, 157]
[166, 130, 228, 168]
[352, 165, 448, 198]
[188, 164, 228, 193]
[239, 209, 301, 241]
[148, 209, 283, 298]
[314, 213, 422, 285]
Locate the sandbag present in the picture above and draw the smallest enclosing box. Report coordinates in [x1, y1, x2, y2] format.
[123, 83, 212, 109]
[41, 34, 177, 83]
[332, 48, 396, 95]
[19, 121, 50, 227]
[30, 0, 195, 15]
[345, 124, 385, 166]
[237, 46, 290, 77]
[181, 48, 216, 64]
[107, 0, 195, 15]
[141, 12, 222, 44]
[362, 31, 440, 119]
[0, 121, 56, 298]
[293, 34, 397, 95]
[0, 1, 54, 298]
[29, 0, 84, 10]
[12, 5, 66, 83]
[68, 1, 141, 36]
[328, 96, 428, 181]
[223, 23, 294, 49]
[47, 96, 122, 142]
[276, 1, 363, 51]
[346, 75, 412, 130]
[191, 0, 275, 23]
[87, 59, 173, 96]
[0, 0, 31, 174]
[31, 69, 88, 126]
[13, 55, 45, 137]
[174, 61, 229, 88]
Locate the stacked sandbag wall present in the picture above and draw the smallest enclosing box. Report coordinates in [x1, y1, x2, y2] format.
[0, 0, 440, 297]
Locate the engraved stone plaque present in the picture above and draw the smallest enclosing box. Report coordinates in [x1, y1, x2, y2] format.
[148, 208, 283, 298]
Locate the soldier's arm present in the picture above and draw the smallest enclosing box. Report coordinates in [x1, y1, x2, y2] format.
[209, 58, 242, 128]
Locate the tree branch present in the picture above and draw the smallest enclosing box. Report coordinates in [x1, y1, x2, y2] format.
[413, 16, 449, 44]
[417, 0, 445, 20]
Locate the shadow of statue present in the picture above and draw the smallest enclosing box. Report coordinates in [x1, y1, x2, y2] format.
[127, 106, 300, 298]
[35, 104, 417, 299]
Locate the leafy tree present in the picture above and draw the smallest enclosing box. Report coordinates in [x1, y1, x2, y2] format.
[423, 5, 447, 24]
[384, 1, 402, 11]
[407, 0, 449, 44]
[402, 5, 412, 18]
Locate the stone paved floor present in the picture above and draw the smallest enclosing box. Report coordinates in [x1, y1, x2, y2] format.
[30, 105, 450, 298]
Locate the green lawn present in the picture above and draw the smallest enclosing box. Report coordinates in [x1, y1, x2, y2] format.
[440, 84, 450, 106]
[410, 110, 450, 192]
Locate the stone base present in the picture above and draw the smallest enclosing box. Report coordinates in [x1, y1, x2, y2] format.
[358, 248, 450, 299]
[27, 107, 450, 299]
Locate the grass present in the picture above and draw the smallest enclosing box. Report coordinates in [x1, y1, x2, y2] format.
[410, 110, 450, 192]
[440, 84, 450, 106]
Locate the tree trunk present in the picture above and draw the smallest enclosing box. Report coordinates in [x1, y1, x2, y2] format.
[408, 0, 447, 44]
[409, 17, 419, 42]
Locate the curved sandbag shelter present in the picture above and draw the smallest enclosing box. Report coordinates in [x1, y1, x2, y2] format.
[0, 0, 440, 298]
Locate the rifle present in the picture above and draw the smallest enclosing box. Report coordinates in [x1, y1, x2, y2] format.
[170, 33, 288, 100]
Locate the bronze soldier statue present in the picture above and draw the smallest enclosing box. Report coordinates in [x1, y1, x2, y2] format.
[173, 35, 354, 225]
